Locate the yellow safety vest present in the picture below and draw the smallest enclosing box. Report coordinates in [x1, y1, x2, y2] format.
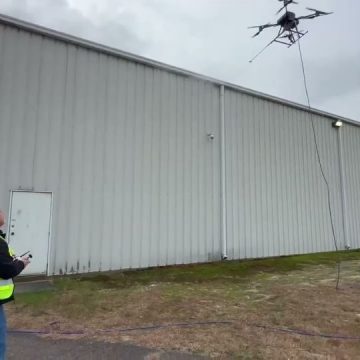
[0, 235, 15, 302]
[0, 279, 14, 301]
[8, 247, 15, 257]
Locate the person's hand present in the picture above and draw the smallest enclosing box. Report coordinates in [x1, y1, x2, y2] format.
[20, 256, 31, 268]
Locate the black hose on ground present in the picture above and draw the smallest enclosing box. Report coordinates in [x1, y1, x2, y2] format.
[8, 320, 360, 341]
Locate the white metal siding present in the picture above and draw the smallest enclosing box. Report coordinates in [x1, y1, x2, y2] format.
[342, 125, 360, 248]
[224, 90, 344, 259]
[0, 24, 221, 274]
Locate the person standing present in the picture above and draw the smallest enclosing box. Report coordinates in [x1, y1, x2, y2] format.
[0, 210, 30, 360]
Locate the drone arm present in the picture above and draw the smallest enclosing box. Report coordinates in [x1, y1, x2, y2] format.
[265, 23, 280, 28]
[296, 14, 318, 21]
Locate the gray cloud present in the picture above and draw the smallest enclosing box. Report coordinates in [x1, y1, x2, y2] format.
[305, 54, 360, 101]
[0, 0, 359, 121]
[0, 0, 147, 53]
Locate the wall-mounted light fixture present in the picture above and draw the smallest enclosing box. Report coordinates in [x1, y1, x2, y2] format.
[332, 120, 343, 128]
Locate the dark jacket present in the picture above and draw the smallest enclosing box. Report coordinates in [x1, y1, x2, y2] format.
[0, 230, 25, 304]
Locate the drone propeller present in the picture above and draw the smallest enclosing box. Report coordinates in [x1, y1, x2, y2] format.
[306, 7, 333, 16]
[296, 8, 333, 21]
[276, 0, 298, 15]
[248, 23, 278, 37]
[250, 28, 264, 38]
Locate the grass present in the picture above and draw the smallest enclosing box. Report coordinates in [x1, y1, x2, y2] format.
[7, 250, 360, 359]
[53, 249, 360, 287]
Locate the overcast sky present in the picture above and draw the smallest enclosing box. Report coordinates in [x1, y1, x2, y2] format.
[1, 0, 359, 121]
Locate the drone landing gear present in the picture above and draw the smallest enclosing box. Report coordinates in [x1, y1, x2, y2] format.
[249, 28, 308, 62]
[274, 29, 308, 47]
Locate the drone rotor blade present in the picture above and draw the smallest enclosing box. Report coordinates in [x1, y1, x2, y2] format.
[248, 23, 278, 37]
[306, 7, 333, 15]
[280, 0, 299, 5]
[297, 8, 332, 21]
[247, 25, 264, 37]
[276, 0, 298, 15]
[248, 23, 271, 29]
[276, 6, 285, 15]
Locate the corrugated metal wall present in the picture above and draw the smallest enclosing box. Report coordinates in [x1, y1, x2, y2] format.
[342, 124, 360, 248]
[224, 89, 345, 259]
[0, 24, 221, 274]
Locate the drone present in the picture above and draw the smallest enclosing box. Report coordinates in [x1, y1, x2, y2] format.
[249, 0, 332, 62]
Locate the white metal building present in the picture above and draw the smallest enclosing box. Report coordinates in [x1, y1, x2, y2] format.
[0, 14, 359, 276]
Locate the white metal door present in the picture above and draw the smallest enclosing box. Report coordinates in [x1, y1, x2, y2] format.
[8, 191, 52, 275]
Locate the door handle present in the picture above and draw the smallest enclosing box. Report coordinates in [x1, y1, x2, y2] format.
[11, 232, 15, 236]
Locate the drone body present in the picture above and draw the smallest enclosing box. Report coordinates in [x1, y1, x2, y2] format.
[277, 11, 299, 31]
[249, 0, 332, 61]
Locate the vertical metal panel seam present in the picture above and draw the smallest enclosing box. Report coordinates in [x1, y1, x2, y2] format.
[65, 46, 79, 273]
[30, 35, 44, 188]
[101, 54, 110, 270]
[53, 43, 70, 274]
[235, 92, 241, 259]
[220, 85, 227, 259]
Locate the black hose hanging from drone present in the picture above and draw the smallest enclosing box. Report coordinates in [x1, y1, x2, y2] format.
[248, 1, 340, 288]
[296, 33, 341, 289]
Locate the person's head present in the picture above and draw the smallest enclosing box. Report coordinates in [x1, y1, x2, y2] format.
[0, 211, 5, 228]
